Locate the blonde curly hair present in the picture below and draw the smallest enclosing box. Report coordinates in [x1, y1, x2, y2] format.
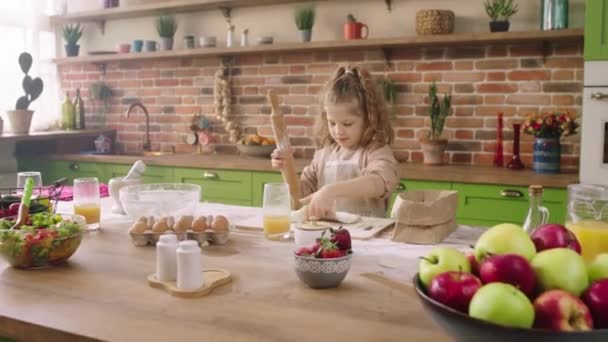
[316, 65, 394, 147]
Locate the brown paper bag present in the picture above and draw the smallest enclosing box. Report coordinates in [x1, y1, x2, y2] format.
[390, 190, 458, 244]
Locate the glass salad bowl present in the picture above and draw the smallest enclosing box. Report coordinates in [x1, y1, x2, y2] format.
[119, 183, 201, 220]
[0, 213, 85, 269]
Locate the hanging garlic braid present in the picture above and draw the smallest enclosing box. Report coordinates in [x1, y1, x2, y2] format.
[316, 65, 394, 147]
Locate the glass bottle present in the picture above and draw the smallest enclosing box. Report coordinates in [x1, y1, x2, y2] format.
[61, 91, 75, 130]
[541, 0, 569, 31]
[523, 185, 550, 234]
[74, 88, 85, 130]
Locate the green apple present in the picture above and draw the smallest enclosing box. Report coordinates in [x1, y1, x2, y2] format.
[474, 223, 536, 262]
[531, 248, 589, 296]
[588, 253, 608, 283]
[469, 283, 534, 328]
[418, 247, 470, 288]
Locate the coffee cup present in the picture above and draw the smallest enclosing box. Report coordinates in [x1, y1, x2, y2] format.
[144, 40, 158, 52]
[132, 39, 143, 53]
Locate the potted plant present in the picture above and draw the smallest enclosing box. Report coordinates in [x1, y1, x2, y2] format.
[6, 53, 44, 134]
[344, 14, 368, 40]
[156, 15, 177, 50]
[294, 6, 315, 42]
[63, 23, 83, 57]
[484, 0, 519, 32]
[522, 111, 579, 174]
[420, 82, 451, 165]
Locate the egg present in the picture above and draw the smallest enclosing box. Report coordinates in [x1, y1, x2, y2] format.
[174, 215, 193, 233]
[129, 222, 148, 234]
[152, 218, 169, 233]
[211, 215, 229, 232]
[137, 216, 148, 225]
[192, 216, 208, 232]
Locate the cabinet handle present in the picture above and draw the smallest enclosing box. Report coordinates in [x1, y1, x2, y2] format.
[397, 183, 406, 191]
[69, 162, 80, 171]
[591, 92, 608, 100]
[202, 171, 218, 180]
[500, 189, 523, 198]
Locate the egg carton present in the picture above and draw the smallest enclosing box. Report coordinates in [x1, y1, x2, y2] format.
[128, 215, 230, 247]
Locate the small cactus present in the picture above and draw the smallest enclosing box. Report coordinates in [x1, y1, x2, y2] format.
[15, 52, 44, 111]
[347, 14, 357, 22]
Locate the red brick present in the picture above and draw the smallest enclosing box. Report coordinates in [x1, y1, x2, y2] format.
[552, 95, 575, 105]
[175, 69, 201, 77]
[485, 95, 505, 104]
[388, 49, 422, 60]
[477, 83, 518, 93]
[473, 153, 494, 165]
[259, 66, 289, 75]
[411, 151, 424, 163]
[120, 80, 141, 88]
[416, 62, 452, 71]
[455, 61, 473, 70]
[394, 117, 425, 127]
[487, 71, 506, 82]
[476, 106, 517, 116]
[397, 129, 415, 138]
[545, 57, 584, 69]
[389, 73, 422, 82]
[282, 53, 313, 64]
[476, 59, 518, 70]
[452, 95, 483, 105]
[552, 70, 574, 80]
[520, 82, 541, 92]
[444, 72, 484, 82]
[510, 44, 544, 57]
[508, 70, 550, 81]
[156, 79, 179, 87]
[396, 62, 415, 71]
[423, 73, 443, 82]
[175, 88, 200, 96]
[452, 153, 472, 164]
[331, 51, 365, 62]
[554, 43, 581, 55]
[488, 46, 507, 57]
[446, 117, 484, 128]
[138, 70, 160, 78]
[238, 55, 264, 65]
[454, 107, 475, 116]
[241, 67, 259, 75]
[290, 65, 306, 74]
[506, 94, 550, 105]
[455, 130, 474, 139]
[308, 63, 339, 74]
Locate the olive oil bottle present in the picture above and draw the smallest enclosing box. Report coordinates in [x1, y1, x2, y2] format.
[61, 91, 75, 130]
[74, 88, 85, 129]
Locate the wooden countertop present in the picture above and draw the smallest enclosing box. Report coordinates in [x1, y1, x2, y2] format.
[0, 199, 484, 342]
[40, 153, 579, 188]
[0, 129, 114, 143]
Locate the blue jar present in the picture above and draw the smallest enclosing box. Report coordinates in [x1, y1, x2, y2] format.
[533, 138, 561, 173]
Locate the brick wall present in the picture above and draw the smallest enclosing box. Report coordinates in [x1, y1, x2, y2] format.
[58, 41, 583, 170]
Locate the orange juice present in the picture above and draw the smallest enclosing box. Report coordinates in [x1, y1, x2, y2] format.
[74, 204, 101, 224]
[566, 220, 608, 262]
[263, 215, 290, 240]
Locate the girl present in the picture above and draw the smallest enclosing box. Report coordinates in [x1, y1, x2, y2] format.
[271, 65, 399, 219]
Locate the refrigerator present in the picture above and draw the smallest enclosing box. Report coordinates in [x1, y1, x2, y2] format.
[581, 61, 608, 185]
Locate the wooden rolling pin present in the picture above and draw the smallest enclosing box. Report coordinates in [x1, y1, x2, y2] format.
[267, 89, 302, 210]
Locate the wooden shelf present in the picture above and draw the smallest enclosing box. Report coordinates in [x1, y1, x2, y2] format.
[51, 28, 584, 65]
[49, 0, 322, 24]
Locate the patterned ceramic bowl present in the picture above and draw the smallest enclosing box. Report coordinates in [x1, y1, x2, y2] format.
[293, 252, 352, 289]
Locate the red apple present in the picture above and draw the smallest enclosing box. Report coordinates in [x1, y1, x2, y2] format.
[428, 271, 482, 313]
[530, 224, 582, 254]
[533, 290, 593, 331]
[479, 254, 536, 298]
[465, 251, 479, 275]
[582, 279, 608, 329]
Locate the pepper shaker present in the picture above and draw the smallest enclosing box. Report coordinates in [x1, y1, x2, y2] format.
[177, 240, 204, 290]
[156, 234, 179, 282]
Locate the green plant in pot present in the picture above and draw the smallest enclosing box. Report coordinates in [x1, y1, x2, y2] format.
[420, 82, 451, 165]
[484, 0, 519, 32]
[63, 23, 83, 57]
[156, 15, 177, 50]
[294, 6, 315, 42]
[7, 53, 44, 134]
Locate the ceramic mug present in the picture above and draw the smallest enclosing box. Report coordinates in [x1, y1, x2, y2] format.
[199, 36, 216, 47]
[117, 43, 131, 53]
[293, 222, 331, 247]
[132, 39, 143, 53]
[344, 21, 369, 40]
[144, 40, 158, 52]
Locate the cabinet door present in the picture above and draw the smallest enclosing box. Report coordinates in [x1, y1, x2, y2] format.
[453, 183, 567, 228]
[251, 171, 284, 207]
[104, 164, 173, 184]
[585, 0, 608, 60]
[51, 161, 104, 186]
[174, 168, 252, 206]
[388, 180, 452, 217]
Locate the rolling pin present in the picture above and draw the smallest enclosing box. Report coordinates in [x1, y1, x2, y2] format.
[267, 89, 302, 210]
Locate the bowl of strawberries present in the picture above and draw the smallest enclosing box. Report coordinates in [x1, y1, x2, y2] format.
[293, 227, 352, 289]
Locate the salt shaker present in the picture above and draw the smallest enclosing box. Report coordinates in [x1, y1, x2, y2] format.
[156, 234, 179, 282]
[226, 24, 235, 47]
[177, 240, 204, 290]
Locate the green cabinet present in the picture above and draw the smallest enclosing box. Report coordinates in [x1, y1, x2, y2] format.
[18, 159, 103, 186]
[251, 171, 284, 207]
[585, 0, 608, 60]
[104, 164, 173, 184]
[174, 168, 252, 206]
[388, 180, 452, 215]
[453, 183, 567, 227]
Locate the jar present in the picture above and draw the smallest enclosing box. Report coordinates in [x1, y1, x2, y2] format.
[156, 234, 179, 282]
[541, 0, 569, 30]
[294, 222, 331, 247]
[566, 184, 608, 262]
[177, 240, 204, 290]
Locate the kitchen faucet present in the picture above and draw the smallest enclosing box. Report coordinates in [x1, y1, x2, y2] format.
[124, 102, 151, 152]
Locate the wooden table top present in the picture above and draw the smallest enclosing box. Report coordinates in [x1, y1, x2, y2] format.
[0, 200, 483, 342]
[43, 153, 578, 188]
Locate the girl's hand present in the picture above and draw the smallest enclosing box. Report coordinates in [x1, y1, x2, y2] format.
[270, 147, 292, 170]
[300, 187, 336, 220]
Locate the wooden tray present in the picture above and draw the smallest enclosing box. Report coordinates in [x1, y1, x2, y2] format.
[147, 269, 232, 298]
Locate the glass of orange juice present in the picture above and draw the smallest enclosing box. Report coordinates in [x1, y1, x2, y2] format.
[565, 184, 608, 262]
[74, 177, 101, 231]
[263, 183, 291, 241]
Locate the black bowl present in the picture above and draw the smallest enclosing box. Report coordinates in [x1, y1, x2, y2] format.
[412, 273, 608, 342]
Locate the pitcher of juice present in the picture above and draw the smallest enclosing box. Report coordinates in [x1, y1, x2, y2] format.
[566, 184, 608, 262]
[262, 183, 291, 241]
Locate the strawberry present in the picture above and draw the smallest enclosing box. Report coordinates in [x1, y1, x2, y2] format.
[330, 227, 351, 251]
[310, 238, 323, 254]
[295, 246, 314, 256]
[316, 240, 347, 259]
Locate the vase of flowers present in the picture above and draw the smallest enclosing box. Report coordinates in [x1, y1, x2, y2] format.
[522, 111, 578, 173]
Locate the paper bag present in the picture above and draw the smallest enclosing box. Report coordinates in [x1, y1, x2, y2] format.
[390, 190, 458, 245]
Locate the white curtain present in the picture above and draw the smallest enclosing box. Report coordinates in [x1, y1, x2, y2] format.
[0, 0, 60, 131]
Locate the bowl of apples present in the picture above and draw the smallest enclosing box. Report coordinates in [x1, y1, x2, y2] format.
[414, 223, 608, 342]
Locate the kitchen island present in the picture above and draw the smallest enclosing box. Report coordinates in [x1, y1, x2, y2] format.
[0, 199, 483, 342]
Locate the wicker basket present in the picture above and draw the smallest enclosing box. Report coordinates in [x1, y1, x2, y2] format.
[416, 9, 455, 36]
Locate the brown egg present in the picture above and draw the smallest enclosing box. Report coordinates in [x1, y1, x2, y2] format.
[136, 216, 148, 225]
[211, 215, 229, 232]
[192, 216, 208, 232]
[129, 222, 148, 234]
[152, 218, 169, 233]
[174, 215, 193, 233]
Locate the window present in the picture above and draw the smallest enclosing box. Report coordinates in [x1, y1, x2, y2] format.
[0, 0, 59, 131]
